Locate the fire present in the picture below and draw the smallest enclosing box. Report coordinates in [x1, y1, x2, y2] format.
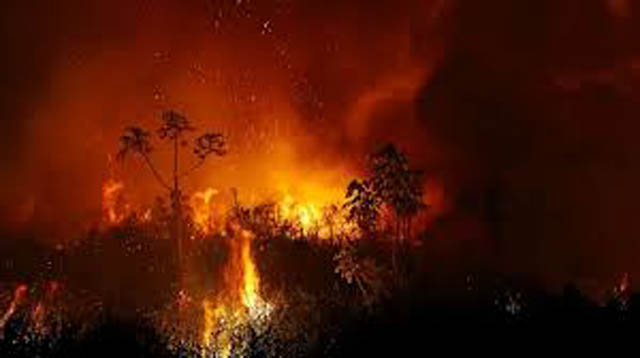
[613, 272, 632, 304]
[267, 162, 355, 238]
[191, 188, 220, 234]
[31, 302, 46, 333]
[190, 184, 350, 239]
[102, 175, 153, 226]
[31, 281, 61, 335]
[0, 284, 28, 334]
[0, 281, 63, 339]
[202, 300, 231, 358]
[201, 228, 271, 358]
[275, 193, 355, 239]
[278, 194, 322, 232]
[240, 231, 259, 309]
[102, 178, 128, 224]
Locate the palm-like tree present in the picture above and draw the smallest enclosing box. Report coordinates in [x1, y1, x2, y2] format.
[118, 126, 169, 190]
[117, 110, 226, 280]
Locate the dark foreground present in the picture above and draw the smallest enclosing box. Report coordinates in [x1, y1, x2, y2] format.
[1, 285, 638, 358]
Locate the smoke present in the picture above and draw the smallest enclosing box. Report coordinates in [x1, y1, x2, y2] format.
[415, 0, 640, 291]
[0, 0, 437, 238]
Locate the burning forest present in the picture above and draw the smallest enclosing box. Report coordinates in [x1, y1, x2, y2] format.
[2, 0, 640, 356]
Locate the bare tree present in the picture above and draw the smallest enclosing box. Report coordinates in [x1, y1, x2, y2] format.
[117, 110, 226, 275]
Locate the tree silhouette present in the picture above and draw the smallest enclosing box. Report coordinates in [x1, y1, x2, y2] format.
[369, 144, 425, 278]
[118, 126, 169, 189]
[344, 143, 425, 279]
[117, 110, 226, 276]
[344, 179, 380, 238]
[369, 144, 424, 241]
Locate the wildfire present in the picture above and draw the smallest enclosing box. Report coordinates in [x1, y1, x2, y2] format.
[240, 231, 259, 309]
[202, 300, 230, 358]
[102, 178, 128, 224]
[190, 185, 349, 239]
[267, 162, 356, 239]
[201, 228, 271, 358]
[278, 194, 322, 232]
[0, 284, 28, 334]
[0, 281, 63, 339]
[276, 193, 355, 239]
[191, 188, 220, 234]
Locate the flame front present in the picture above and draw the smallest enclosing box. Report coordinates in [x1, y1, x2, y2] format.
[201, 229, 270, 358]
[240, 231, 259, 309]
[0, 284, 28, 334]
[202, 300, 232, 358]
[102, 178, 127, 225]
[191, 188, 220, 234]
[279, 195, 322, 233]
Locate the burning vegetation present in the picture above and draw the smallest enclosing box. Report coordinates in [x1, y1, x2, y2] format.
[102, 109, 428, 357]
[0, 100, 436, 356]
[2, 0, 640, 356]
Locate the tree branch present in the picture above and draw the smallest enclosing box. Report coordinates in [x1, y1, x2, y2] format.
[178, 158, 206, 179]
[141, 153, 171, 191]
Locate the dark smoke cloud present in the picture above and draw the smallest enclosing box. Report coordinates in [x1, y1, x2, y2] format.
[415, 0, 640, 292]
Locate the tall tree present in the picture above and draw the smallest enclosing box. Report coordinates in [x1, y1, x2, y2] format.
[344, 178, 380, 239]
[369, 143, 424, 241]
[117, 110, 225, 276]
[345, 143, 425, 278]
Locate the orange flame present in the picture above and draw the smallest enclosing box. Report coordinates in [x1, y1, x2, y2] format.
[102, 178, 128, 224]
[278, 195, 322, 233]
[0, 284, 28, 333]
[201, 229, 270, 358]
[240, 230, 259, 309]
[191, 188, 220, 234]
[31, 302, 46, 333]
[190, 185, 351, 240]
